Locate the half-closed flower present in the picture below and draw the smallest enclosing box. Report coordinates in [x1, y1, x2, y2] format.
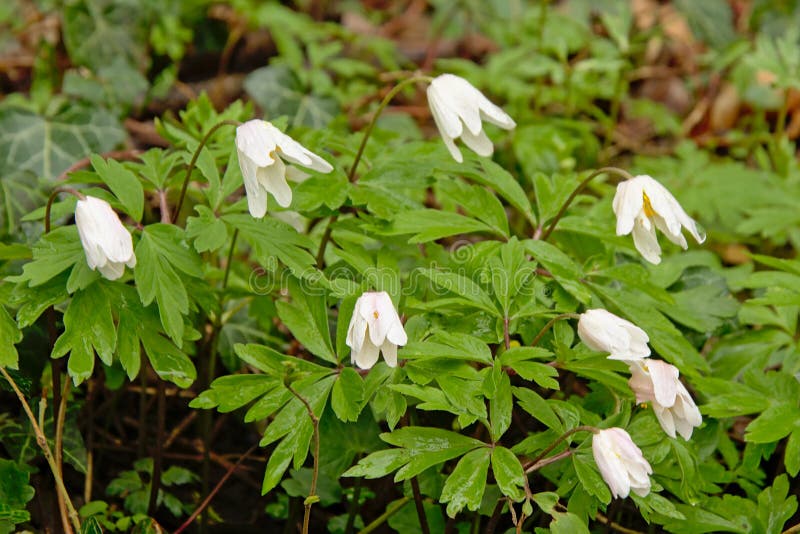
[426, 74, 516, 163]
[628, 360, 702, 440]
[75, 196, 136, 281]
[592, 427, 652, 499]
[235, 119, 333, 218]
[346, 291, 408, 369]
[577, 309, 650, 361]
[613, 175, 705, 264]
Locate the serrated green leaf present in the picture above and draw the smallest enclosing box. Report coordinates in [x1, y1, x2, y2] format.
[275, 278, 335, 362]
[331, 367, 364, 422]
[90, 154, 144, 221]
[745, 404, 800, 443]
[523, 239, 592, 304]
[0, 306, 22, 369]
[440, 448, 491, 518]
[186, 205, 228, 253]
[572, 452, 611, 505]
[10, 226, 85, 287]
[223, 214, 316, 277]
[491, 446, 525, 501]
[389, 209, 497, 243]
[489, 371, 512, 441]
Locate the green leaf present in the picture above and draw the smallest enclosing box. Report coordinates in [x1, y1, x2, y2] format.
[342, 449, 411, 479]
[223, 214, 316, 277]
[243, 65, 338, 128]
[331, 367, 364, 422]
[10, 226, 85, 287]
[785, 430, 800, 477]
[551, 512, 590, 534]
[134, 224, 202, 345]
[572, 452, 611, 505]
[745, 404, 800, 443]
[500, 347, 559, 389]
[389, 209, 497, 243]
[756, 474, 798, 534]
[513, 387, 563, 431]
[52, 284, 117, 384]
[186, 205, 228, 253]
[0, 306, 22, 369]
[0, 105, 125, 181]
[419, 268, 499, 315]
[523, 240, 592, 304]
[275, 278, 335, 363]
[436, 177, 509, 237]
[80, 516, 103, 534]
[90, 154, 144, 221]
[440, 448, 491, 518]
[190, 375, 279, 412]
[0, 459, 35, 512]
[489, 371, 512, 441]
[491, 446, 525, 501]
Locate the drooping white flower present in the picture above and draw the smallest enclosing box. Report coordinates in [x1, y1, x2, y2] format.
[612, 175, 705, 264]
[592, 427, 653, 499]
[346, 291, 408, 369]
[426, 74, 516, 163]
[628, 360, 702, 440]
[577, 309, 650, 360]
[75, 196, 136, 281]
[235, 119, 333, 218]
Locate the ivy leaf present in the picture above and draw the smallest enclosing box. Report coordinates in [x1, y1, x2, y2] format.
[89, 154, 144, 221]
[0, 105, 125, 181]
[243, 65, 338, 128]
[0, 170, 45, 236]
[51, 283, 116, 385]
[0, 458, 35, 528]
[134, 224, 202, 346]
[440, 448, 491, 518]
[0, 306, 22, 369]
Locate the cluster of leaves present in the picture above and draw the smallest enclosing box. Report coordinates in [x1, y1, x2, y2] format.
[1, 1, 800, 533]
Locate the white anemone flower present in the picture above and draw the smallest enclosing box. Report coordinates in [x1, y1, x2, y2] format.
[592, 427, 653, 499]
[75, 196, 136, 281]
[346, 291, 408, 369]
[628, 360, 702, 440]
[577, 309, 650, 361]
[235, 119, 333, 218]
[613, 175, 705, 264]
[426, 74, 516, 163]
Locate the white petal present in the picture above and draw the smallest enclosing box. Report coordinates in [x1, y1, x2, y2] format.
[647, 360, 679, 408]
[236, 120, 278, 168]
[612, 178, 645, 237]
[381, 341, 398, 367]
[98, 261, 125, 281]
[239, 153, 268, 218]
[257, 157, 293, 208]
[354, 335, 381, 369]
[460, 127, 494, 158]
[654, 405, 677, 439]
[631, 216, 662, 264]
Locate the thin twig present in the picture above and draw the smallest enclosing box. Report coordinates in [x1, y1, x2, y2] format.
[54, 380, 71, 534]
[524, 449, 572, 474]
[594, 511, 646, 534]
[173, 444, 259, 534]
[147, 379, 167, 516]
[0, 367, 81, 532]
[410, 476, 430, 534]
[522, 426, 596, 472]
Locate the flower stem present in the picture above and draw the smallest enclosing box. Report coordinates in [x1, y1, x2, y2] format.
[523, 425, 597, 474]
[539, 167, 633, 241]
[0, 367, 81, 533]
[357, 497, 411, 534]
[172, 119, 240, 224]
[315, 75, 432, 268]
[44, 187, 85, 234]
[530, 313, 581, 347]
[286, 383, 320, 534]
[222, 229, 239, 289]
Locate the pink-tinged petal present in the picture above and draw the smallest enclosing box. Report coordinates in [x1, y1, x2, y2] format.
[381, 341, 398, 367]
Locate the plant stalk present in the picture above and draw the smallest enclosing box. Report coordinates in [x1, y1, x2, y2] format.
[539, 167, 632, 241]
[286, 384, 320, 534]
[529, 313, 581, 347]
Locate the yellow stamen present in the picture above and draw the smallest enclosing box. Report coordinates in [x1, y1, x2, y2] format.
[373, 311, 379, 319]
[642, 192, 656, 217]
